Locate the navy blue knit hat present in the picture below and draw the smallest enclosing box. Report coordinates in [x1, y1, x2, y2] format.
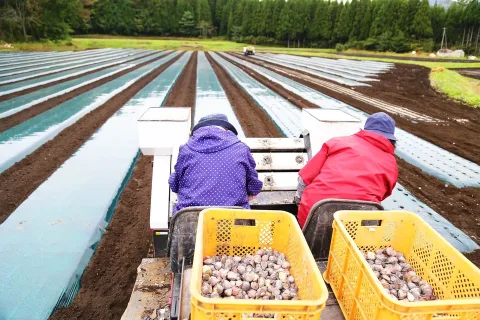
[192, 113, 238, 135]
[364, 112, 397, 141]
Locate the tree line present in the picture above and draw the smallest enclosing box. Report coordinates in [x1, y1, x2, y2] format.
[1, 0, 479, 54]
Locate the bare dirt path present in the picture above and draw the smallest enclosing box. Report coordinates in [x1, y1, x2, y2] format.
[456, 69, 480, 80]
[206, 53, 282, 138]
[0, 53, 182, 224]
[0, 52, 170, 132]
[234, 54, 480, 165]
[164, 51, 197, 110]
[49, 155, 154, 320]
[49, 52, 198, 320]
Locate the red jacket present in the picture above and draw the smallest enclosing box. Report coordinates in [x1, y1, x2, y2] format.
[298, 130, 398, 228]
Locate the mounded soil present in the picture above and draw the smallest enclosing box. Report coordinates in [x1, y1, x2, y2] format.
[49, 155, 154, 320]
[164, 51, 197, 110]
[0, 52, 169, 132]
[0, 53, 182, 224]
[49, 52, 197, 319]
[206, 53, 282, 138]
[336, 52, 479, 63]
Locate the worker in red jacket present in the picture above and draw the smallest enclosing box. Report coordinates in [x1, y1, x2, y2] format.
[295, 112, 398, 228]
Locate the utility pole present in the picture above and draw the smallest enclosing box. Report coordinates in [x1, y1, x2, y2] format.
[440, 27, 447, 51]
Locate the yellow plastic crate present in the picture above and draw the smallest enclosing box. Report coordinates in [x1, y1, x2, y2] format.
[190, 208, 329, 319]
[324, 210, 480, 320]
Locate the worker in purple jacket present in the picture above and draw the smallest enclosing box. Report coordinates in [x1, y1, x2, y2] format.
[168, 113, 263, 214]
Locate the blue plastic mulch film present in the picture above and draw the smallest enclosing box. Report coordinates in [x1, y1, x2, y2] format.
[0, 51, 163, 119]
[0, 50, 158, 96]
[0, 51, 191, 320]
[195, 52, 245, 138]
[0, 48, 125, 77]
[0, 49, 117, 73]
[0, 51, 178, 174]
[0, 49, 149, 85]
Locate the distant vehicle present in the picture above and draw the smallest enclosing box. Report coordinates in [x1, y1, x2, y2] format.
[243, 45, 255, 56]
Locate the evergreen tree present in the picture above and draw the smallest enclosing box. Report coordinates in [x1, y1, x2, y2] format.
[233, 0, 244, 26]
[407, 0, 421, 35]
[412, 0, 433, 39]
[311, 0, 329, 41]
[268, 0, 285, 38]
[396, 0, 410, 36]
[252, 0, 266, 36]
[445, 2, 465, 45]
[430, 4, 446, 45]
[359, 1, 374, 40]
[276, 0, 294, 46]
[219, 0, 231, 35]
[179, 10, 195, 35]
[334, 2, 350, 43]
[215, 0, 224, 29]
[242, 0, 254, 36]
[196, 0, 212, 25]
[177, 0, 187, 17]
[227, 9, 234, 38]
[40, 0, 84, 39]
[350, 0, 368, 41]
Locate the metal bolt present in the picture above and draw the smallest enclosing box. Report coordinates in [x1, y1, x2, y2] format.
[264, 176, 274, 186]
[295, 155, 304, 164]
[263, 155, 272, 165]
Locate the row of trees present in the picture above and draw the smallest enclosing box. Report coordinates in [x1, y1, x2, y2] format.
[1, 0, 479, 53]
[0, 0, 86, 41]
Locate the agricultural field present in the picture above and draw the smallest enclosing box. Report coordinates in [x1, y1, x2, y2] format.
[0, 48, 479, 320]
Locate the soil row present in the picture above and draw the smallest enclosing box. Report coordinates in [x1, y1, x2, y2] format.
[232, 53, 480, 164]
[0, 52, 183, 225]
[455, 69, 480, 80]
[222, 53, 480, 267]
[0, 52, 160, 103]
[205, 53, 282, 138]
[336, 52, 479, 63]
[0, 52, 170, 132]
[48, 52, 198, 320]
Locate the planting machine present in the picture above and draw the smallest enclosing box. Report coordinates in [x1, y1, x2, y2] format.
[243, 46, 256, 56]
[121, 107, 384, 320]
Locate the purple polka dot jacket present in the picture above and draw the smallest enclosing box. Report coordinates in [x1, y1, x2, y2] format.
[169, 126, 263, 214]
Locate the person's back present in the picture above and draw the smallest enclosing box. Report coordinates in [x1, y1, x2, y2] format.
[296, 112, 398, 227]
[169, 114, 262, 214]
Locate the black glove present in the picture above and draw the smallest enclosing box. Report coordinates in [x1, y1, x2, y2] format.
[294, 196, 301, 205]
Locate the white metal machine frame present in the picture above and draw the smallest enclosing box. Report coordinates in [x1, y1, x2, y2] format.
[137, 107, 362, 256]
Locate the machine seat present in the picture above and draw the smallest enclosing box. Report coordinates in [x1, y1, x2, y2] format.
[167, 206, 242, 273]
[302, 199, 384, 261]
